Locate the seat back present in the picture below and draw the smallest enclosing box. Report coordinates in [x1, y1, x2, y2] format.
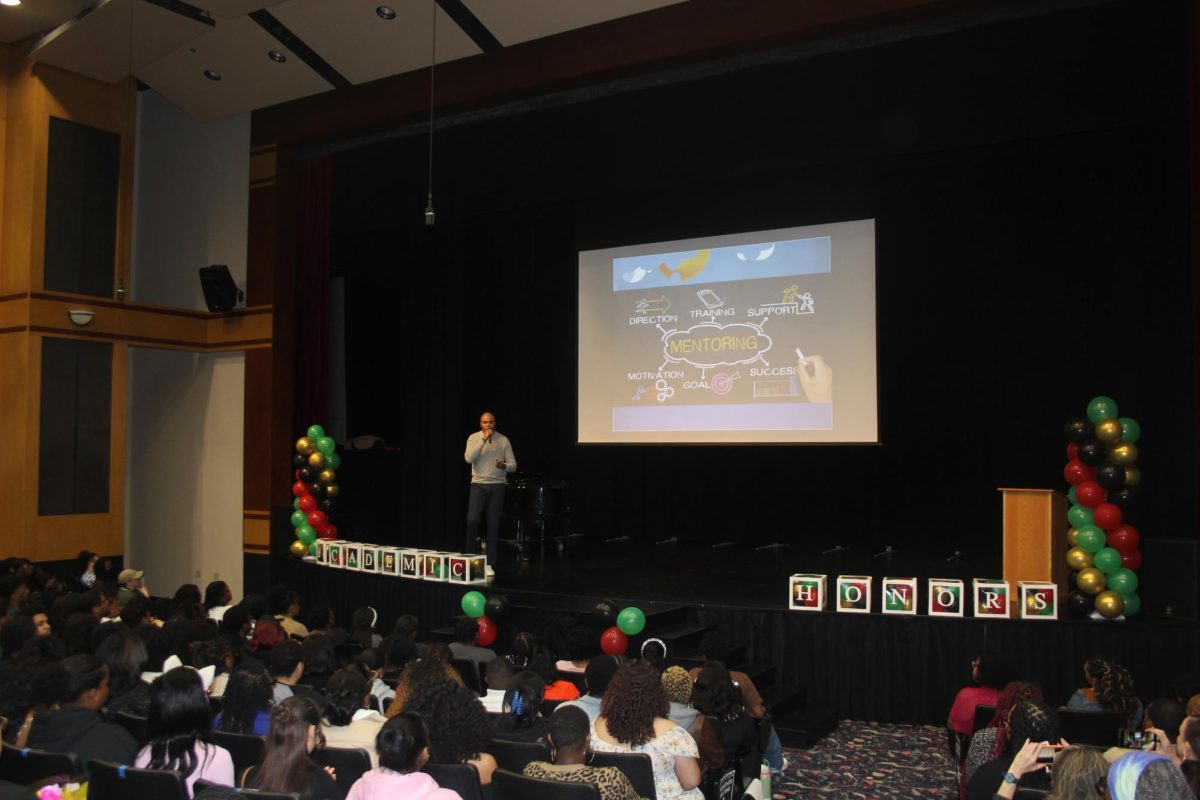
[423, 762, 483, 800]
[194, 778, 300, 799]
[452, 659, 484, 695]
[700, 765, 738, 800]
[212, 730, 266, 777]
[973, 704, 996, 733]
[0, 743, 82, 786]
[488, 738, 550, 774]
[1014, 786, 1051, 800]
[492, 768, 601, 800]
[310, 746, 371, 794]
[541, 699, 564, 717]
[587, 751, 656, 800]
[1057, 710, 1128, 747]
[87, 759, 188, 800]
[112, 711, 149, 743]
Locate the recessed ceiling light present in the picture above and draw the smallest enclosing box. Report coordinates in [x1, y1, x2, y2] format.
[268, 50, 286, 63]
[376, 6, 396, 20]
[203, 69, 222, 81]
[0, 1, 22, 7]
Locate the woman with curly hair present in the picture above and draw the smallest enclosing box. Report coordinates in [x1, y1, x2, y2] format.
[420, 684, 498, 793]
[1067, 656, 1143, 728]
[591, 660, 702, 800]
[321, 668, 387, 767]
[385, 655, 464, 716]
[963, 681, 1044, 785]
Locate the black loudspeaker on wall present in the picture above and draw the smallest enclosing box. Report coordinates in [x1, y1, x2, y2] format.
[198, 264, 243, 312]
[1142, 538, 1198, 621]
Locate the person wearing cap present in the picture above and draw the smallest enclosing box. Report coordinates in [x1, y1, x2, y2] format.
[117, 568, 149, 608]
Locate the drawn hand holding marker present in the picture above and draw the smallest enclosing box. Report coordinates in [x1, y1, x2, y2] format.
[796, 348, 833, 404]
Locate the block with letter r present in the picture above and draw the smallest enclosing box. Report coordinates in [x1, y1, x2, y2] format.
[973, 579, 1009, 618]
[928, 579, 965, 617]
[836, 575, 872, 613]
[789, 574, 827, 611]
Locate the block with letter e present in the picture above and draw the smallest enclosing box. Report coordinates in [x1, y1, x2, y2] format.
[836, 575, 872, 613]
[789, 574, 827, 611]
[973, 579, 1010, 618]
[1019, 581, 1058, 620]
[380, 548, 400, 577]
[344, 543, 362, 571]
[399, 549, 421, 579]
[881, 577, 917, 615]
[928, 579, 965, 617]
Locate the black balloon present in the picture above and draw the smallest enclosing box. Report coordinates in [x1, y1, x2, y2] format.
[292, 454, 307, 469]
[484, 595, 511, 621]
[1067, 571, 1078, 592]
[319, 498, 337, 514]
[1067, 590, 1094, 618]
[592, 599, 618, 626]
[309, 483, 327, 500]
[1064, 417, 1095, 443]
[1095, 463, 1126, 491]
[298, 467, 316, 483]
[1108, 487, 1140, 514]
[1076, 439, 1106, 466]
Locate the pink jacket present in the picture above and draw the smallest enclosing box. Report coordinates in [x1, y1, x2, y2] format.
[347, 768, 463, 800]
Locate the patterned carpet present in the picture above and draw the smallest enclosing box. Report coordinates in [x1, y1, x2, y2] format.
[772, 721, 957, 799]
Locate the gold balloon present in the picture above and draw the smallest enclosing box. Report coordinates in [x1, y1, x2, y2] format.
[318, 468, 336, 484]
[1077, 567, 1106, 595]
[296, 437, 316, 455]
[1067, 527, 1080, 547]
[308, 452, 326, 469]
[1108, 443, 1138, 466]
[1095, 590, 1125, 618]
[289, 539, 308, 557]
[325, 483, 340, 498]
[1124, 466, 1141, 487]
[1095, 419, 1123, 445]
[1066, 547, 1093, 571]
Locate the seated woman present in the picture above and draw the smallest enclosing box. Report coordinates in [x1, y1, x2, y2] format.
[591, 660, 702, 800]
[964, 682, 1044, 785]
[661, 666, 723, 772]
[345, 712, 460, 799]
[1107, 751, 1192, 800]
[989, 741, 1108, 800]
[525, 705, 644, 800]
[214, 660, 274, 736]
[322, 668, 388, 767]
[948, 653, 1012, 737]
[965, 701, 1060, 800]
[529, 646, 581, 703]
[27, 655, 140, 771]
[242, 696, 346, 799]
[492, 671, 551, 743]
[136, 667, 234, 797]
[1067, 656, 1143, 729]
[554, 624, 599, 676]
[1148, 712, 1200, 768]
[97, 627, 153, 716]
[691, 663, 760, 764]
[422, 687, 499, 796]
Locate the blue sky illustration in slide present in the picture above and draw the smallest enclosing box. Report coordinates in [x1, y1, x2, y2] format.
[612, 236, 831, 292]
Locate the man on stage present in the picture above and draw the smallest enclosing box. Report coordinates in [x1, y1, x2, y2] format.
[464, 411, 516, 576]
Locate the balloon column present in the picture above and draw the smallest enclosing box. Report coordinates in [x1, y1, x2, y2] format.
[289, 424, 342, 557]
[1062, 397, 1143, 618]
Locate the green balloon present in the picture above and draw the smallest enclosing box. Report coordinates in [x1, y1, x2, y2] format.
[1067, 486, 1078, 505]
[461, 591, 486, 618]
[326, 452, 341, 470]
[296, 524, 317, 544]
[1086, 396, 1118, 425]
[293, 497, 301, 510]
[308, 541, 318, 556]
[317, 436, 336, 455]
[1119, 417, 1140, 445]
[616, 607, 646, 635]
[1076, 524, 1106, 553]
[307, 424, 325, 439]
[1067, 504, 1094, 529]
[1107, 567, 1138, 595]
[1121, 592, 1141, 616]
[291, 510, 307, 528]
[1093, 547, 1122, 574]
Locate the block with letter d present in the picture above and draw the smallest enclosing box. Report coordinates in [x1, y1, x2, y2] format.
[928, 579, 965, 617]
[449, 554, 486, 584]
[836, 575, 872, 613]
[422, 551, 449, 582]
[343, 543, 362, 571]
[881, 577, 918, 615]
[973, 579, 1010, 618]
[1019, 581, 1058, 620]
[399, 549, 421, 579]
[380, 548, 400, 577]
[789, 574, 827, 611]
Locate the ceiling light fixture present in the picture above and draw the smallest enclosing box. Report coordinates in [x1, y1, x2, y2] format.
[268, 50, 286, 63]
[424, 0, 436, 226]
[376, 6, 396, 20]
[1, 1, 22, 7]
[203, 69, 222, 81]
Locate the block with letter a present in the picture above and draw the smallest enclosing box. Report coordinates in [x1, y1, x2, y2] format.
[344, 543, 362, 571]
[881, 577, 917, 615]
[789, 574, 827, 611]
[836, 575, 872, 613]
[973, 579, 1010, 618]
[1018, 581, 1058, 620]
[928, 579, 965, 617]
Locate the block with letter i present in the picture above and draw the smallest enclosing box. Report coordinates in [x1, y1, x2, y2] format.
[422, 551, 449, 582]
[973, 579, 1010, 618]
[789, 574, 827, 611]
[1019, 581, 1058, 620]
[343, 543, 362, 571]
[928, 579, 965, 617]
[399, 549, 421, 579]
[836, 575, 872, 613]
[881, 577, 918, 615]
[380, 548, 400, 577]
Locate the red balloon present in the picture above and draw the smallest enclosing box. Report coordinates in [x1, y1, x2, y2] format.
[292, 481, 309, 497]
[1107, 524, 1140, 554]
[1121, 548, 1143, 571]
[1066, 442, 1079, 460]
[1075, 481, 1105, 508]
[298, 495, 318, 513]
[600, 626, 628, 656]
[476, 616, 498, 647]
[1092, 502, 1123, 531]
[325, 524, 338, 539]
[295, 469, 302, 481]
[1063, 459, 1096, 487]
[307, 510, 327, 529]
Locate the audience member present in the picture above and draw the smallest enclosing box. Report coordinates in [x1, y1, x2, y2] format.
[193, 637, 235, 697]
[661, 665, 724, 772]
[964, 681, 1044, 783]
[692, 662, 759, 765]
[214, 660, 274, 735]
[967, 701, 1060, 800]
[507, 631, 537, 669]
[640, 638, 668, 674]
[242, 696, 345, 799]
[1143, 699, 1187, 750]
[249, 616, 285, 655]
[1107, 750, 1192, 800]
[75, 551, 100, 588]
[449, 616, 497, 675]
[348, 607, 381, 650]
[270, 639, 324, 705]
[117, 568, 149, 607]
[493, 670, 550, 743]
[525, 705, 644, 800]
[949, 652, 1012, 736]
[555, 624, 598, 675]
[135, 667, 234, 796]
[1046, 747, 1110, 800]
[268, 586, 309, 639]
[204, 581, 234, 622]
[560, 655, 618, 724]
[387, 654, 465, 715]
[0, 616, 36, 659]
[421, 685, 497, 789]
[345, 712, 461, 800]
[322, 668, 387, 767]
[1067, 656, 1143, 728]
[97, 627, 152, 715]
[481, 655, 515, 713]
[1181, 759, 1200, 798]
[300, 634, 339, 691]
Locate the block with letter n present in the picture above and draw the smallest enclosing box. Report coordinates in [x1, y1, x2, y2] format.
[973, 579, 1010, 618]
[399, 549, 421, 579]
[789, 574, 827, 611]
[882, 577, 917, 615]
[928, 579, 965, 617]
[361, 545, 381, 574]
[380, 548, 401, 577]
[836, 575, 872, 613]
[1019, 581, 1058, 620]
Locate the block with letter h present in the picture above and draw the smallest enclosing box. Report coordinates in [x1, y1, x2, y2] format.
[449, 554, 487, 584]
[1019, 581, 1058, 620]
[928, 579, 965, 617]
[881, 577, 918, 615]
[789, 574, 827, 611]
[836, 575, 872, 613]
[973, 579, 1010, 618]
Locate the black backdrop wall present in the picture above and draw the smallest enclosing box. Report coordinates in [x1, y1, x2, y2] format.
[329, 0, 1193, 566]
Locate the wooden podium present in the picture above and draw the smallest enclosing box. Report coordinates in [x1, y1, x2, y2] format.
[999, 488, 1069, 610]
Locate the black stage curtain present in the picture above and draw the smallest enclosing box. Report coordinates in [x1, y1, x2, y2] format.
[331, 0, 1193, 561]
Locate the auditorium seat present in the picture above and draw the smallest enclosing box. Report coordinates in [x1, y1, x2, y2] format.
[311, 746, 370, 794]
[88, 759, 188, 800]
[0, 743, 82, 786]
[424, 762, 483, 800]
[492, 768, 600, 800]
[1057, 709, 1127, 747]
[587, 751, 656, 799]
[211, 730, 265, 777]
[194, 778, 300, 799]
[488, 738, 550, 774]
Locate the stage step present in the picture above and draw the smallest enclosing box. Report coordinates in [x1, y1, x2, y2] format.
[773, 705, 838, 749]
[760, 683, 806, 720]
[741, 661, 775, 689]
[649, 622, 715, 656]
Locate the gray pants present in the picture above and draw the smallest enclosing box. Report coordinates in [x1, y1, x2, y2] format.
[466, 483, 506, 566]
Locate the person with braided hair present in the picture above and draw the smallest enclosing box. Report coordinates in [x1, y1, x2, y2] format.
[321, 667, 387, 767]
[963, 681, 1044, 785]
[1068, 656, 1144, 728]
[966, 700, 1061, 800]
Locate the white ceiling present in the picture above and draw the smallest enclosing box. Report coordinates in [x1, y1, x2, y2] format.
[0, 0, 687, 120]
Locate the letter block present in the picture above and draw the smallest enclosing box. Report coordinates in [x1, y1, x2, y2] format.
[380, 548, 401, 577]
[882, 577, 918, 615]
[399, 549, 421, 579]
[343, 543, 362, 571]
[326, 541, 345, 568]
[1019, 581, 1058, 620]
[928, 579, 965, 617]
[315, 540, 329, 565]
[789, 574, 827, 611]
[422, 551, 449, 582]
[448, 554, 486, 584]
[973, 579, 1010, 618]
[361, 545, 381, 574]
[836, 575, 872, 613]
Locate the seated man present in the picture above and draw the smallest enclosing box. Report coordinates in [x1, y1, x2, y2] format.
[448, 616, 496, 678]
[270, 639, 324, 705]
[558, 655, 618, 724]
[482, 656, 515, 713]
